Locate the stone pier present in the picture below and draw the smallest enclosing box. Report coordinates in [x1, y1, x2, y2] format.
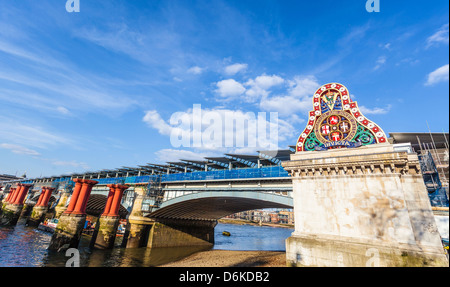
[48, 179, 98, 251]
[92, 184, 129, 249]
[0, 184, 33, 226]
[282, 144, 449, 267]
[123, 184, 154, 248]
[123, 184, 217, 249]
[26, 187, 55, 227]
[0, 187, 14, 215]
[147, 218, 217, 248]
[54, 190, 71, 219]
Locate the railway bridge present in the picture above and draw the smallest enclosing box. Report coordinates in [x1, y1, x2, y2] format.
[1, 150, 295, 250]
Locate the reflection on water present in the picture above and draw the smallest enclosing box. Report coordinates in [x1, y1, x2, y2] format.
[214, 223, 293, 251]
[0, 220, 292, 267]
[42, 240, 211, 267]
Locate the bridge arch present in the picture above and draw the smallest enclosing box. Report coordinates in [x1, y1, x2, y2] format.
[148, 191, 293, 220]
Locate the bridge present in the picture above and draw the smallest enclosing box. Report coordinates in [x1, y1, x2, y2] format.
[0, 133, 447, 254]
[12, 149, 295, 217]
[1, 148, 297, 250]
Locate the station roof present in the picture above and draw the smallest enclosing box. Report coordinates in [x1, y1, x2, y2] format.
[389, 132, 449, 149]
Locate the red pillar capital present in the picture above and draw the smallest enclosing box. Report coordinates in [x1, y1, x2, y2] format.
[64, 178, 84, 214]
[6, 188, 16, 202]
[14, 184, 33, 205]
[102, 184, 116, 216]
[72, 179, 98, 216]
[36, 188, 46, 206]
[10, 185, 22, 204]
[40, 187, 55, 207]
[107, 184, 129, 217]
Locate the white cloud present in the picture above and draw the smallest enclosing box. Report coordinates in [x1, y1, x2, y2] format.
[224, 63, 248, 75]
[373, 56, 387, 70]
[0, 117, 75, 149]
[426, 23, 449, 49]
[260, 75, 320, 116]
[155, 148, 212, 163]
[51, 160, 89, 170]
[244, 74, 285, 102]
[56, 106, 70, 115]
[0, 38, 138, 115]
[0, 143, 40, 156]
[215, 79, 246, 100]
[246, 74, 284, 90]
[260, 95, 310, 116]
[213, 74, 320, 118]
[359, 104, 391, 115]
[287, 75, 320, 98]
[143, 106, 286, 153]
[425, 64, 449, 86]
[142, 110, 174, 136]
[187, 66, 204, 75]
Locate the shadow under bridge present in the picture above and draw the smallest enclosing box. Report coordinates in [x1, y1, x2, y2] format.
[147, 191, 293, 221]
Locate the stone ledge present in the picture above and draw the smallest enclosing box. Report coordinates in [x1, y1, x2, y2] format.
[286, 234, 448, 267]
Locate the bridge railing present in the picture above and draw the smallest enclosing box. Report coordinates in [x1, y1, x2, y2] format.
[17, 166, 290, 188]
[159, 166, 290, 182]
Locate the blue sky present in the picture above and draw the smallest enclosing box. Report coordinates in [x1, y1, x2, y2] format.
[0, 0, 448, 178]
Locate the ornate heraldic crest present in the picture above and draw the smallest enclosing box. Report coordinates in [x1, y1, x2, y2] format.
[296, 83, 387, 152]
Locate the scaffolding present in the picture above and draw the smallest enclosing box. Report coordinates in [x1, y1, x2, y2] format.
[416, 132, 449, 207]
[141, 175, 164, 214]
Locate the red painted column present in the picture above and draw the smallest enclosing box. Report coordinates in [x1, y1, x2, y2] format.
[5, 188, 15, 202]
[10, 188, 18, 202]
[36, 188, 46, 206]
[102, 184, 115, 216]
[72, 179, 98, 215]
[64, 178, 83, 214]
[108, 184, 129, 217]
[4, 188, 10, 202]
[10, 185, 22, 204]
[40, 187, 54, 207]
[14, 184, 32, 205]
[81, 180, 97, 214]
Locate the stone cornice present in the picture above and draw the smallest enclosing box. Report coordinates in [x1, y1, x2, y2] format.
[282, 146, 422, 177]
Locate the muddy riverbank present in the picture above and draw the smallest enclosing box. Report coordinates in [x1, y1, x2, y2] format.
[159, 250, 287, 267]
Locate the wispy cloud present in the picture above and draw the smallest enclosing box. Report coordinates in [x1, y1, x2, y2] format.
[187, 66, 204, 75]
[155, 148, 214, 163]
[0, 143, 40, 156]
[224, 63, 248, 76]
[373, 56, 387, 70]
[0, 116, 75, 150]
[51, 160, 89, 170]
[426, 23, 449, 49]
[359, 104, 392, 115]
[425, 64, 449, 86]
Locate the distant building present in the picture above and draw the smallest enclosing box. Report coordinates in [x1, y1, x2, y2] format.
[0, 174, 23, 182]
[278, 210, 294, 224]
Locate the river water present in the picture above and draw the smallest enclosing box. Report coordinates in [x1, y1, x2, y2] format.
[0, 220, 293, 267]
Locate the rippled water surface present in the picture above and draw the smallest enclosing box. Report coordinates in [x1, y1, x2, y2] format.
[0, 220, 293, 267]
